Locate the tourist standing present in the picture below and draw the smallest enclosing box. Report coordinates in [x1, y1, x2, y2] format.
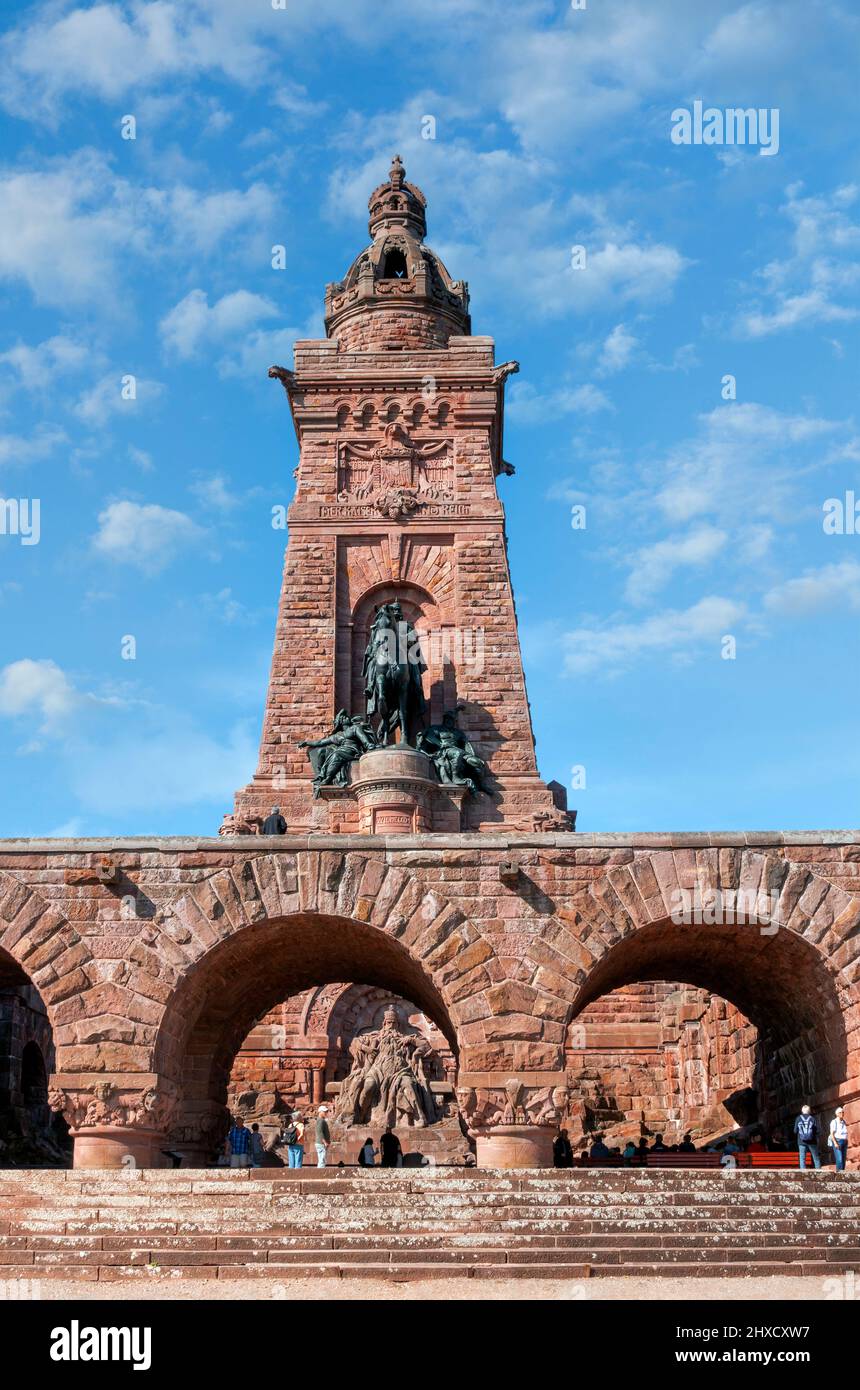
[249, 1123, 266, 1168]
[829, 1107, 849, 1171]
[261, 805, 287, 835]
[380, 1126, 402, 1168]
[283, 1111, 305, 1169]
[553, 1128, 573, 1168]
[225, 1118, 252, 1169]
[314, 1104, 331, 1168]
[358, 1136, 378, 1167]
[794, 1104, 821, 1170]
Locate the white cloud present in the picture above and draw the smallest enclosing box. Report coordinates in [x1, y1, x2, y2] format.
[563, 596, 746, 676]
[92, 500, 203, 573]
[625, 526, 728, 604]
[217, 325, 308, 379]
[272, 82, 328, 121]
[654, 403, 842, 525]
[0, 334, 92, 390]
[0, 424, 67, 468]
[0, 2, 271, 121]
[0, 659, 78, 728]
[596, 323, 639, 376]
[764, 561, 860, 616]
[160, 288, 278, 360]
[128, 446, 155, 473]
[74, 372, 164, 426]
[736, 184, 860, 338]
[0, 151, 274, 308]
[507, 380, 613, 423]
[189, 475, 240, 511]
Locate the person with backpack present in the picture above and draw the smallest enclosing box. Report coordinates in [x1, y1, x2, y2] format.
[282, 1111, 305, 1169]
[794, 1104, 820, 1169]
[828, 1107, 849, 1171]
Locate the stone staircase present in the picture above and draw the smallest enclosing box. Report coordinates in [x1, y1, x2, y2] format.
[1, 1169, 859, 1283]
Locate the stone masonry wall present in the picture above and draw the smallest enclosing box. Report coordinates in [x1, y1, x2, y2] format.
[0, 831, 858, 1165]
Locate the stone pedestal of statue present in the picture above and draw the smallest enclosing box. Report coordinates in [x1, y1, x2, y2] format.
[351, 745, 466, 833]
[325, 1119, 472, 1167]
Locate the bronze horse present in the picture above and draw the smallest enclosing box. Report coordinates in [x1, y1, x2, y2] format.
[362, 601, 427, 746]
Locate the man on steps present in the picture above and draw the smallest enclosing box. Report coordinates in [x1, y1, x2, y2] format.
[794, 1104, 821, 1169]
[315, 1105, 331, 1167]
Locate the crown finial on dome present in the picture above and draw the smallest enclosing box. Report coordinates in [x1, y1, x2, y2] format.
[368, 155, 427, 240]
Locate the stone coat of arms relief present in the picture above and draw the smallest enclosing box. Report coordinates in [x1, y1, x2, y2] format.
[337, 421, 453, 518]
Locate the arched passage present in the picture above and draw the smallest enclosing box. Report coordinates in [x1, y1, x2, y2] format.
[568, 917, 852, 1137]
[0, 946, 66, 1166]
[155, 911, 460, 1160]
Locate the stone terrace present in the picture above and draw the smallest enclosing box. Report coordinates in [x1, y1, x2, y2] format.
[1, 830, 859, 1166]
[1, 1168, 859, 1282]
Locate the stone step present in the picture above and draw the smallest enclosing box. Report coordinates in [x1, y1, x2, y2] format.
[3, 1169, 858, 1280]
[8, 1210, 857, 1231]
[5, 1256, 859, 1281]
[7, 1232, 857, 1258]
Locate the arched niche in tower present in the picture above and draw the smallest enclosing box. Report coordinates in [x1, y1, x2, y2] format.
[344, 580, 456, 728]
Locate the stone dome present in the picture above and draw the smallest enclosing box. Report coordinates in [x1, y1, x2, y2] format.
[324, 155, 471, 351]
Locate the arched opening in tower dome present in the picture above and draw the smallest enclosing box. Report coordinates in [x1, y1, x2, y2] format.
[380, 247, 409, 279]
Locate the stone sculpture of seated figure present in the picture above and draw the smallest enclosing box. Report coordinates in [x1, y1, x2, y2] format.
[417, 711, 492, 797]
[299, 709, 377, 797]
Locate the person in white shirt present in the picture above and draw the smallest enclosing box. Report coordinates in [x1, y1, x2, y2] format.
[829, 1107, 849, 1171]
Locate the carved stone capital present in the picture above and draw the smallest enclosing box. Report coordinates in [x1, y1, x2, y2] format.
[50, 1081, 180, 1135]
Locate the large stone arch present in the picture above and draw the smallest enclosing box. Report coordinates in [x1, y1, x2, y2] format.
[551, 848, 860, 1127]
[120, 849, 526, 1162]
[156, 911, 464, 1160]
[0, 872, 89, 1162]
[0, 870, 88, 1033]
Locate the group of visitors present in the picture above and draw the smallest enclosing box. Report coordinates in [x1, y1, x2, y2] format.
[222, 1107, 416, 1170]
[357, 1127, 403, 1167]
[553, 1104, 851, 1170]
[223, 1104, 332, 1170]
[553, 1129, 699, 1166]
[793, 1104, 849, 1170]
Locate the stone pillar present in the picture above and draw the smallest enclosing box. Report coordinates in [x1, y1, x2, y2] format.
[72, 1125, 168, 1169]
[50, 1076, 179, 1170]
[474, 1125, 556, 1168]
[312, 1067, 324, 1105]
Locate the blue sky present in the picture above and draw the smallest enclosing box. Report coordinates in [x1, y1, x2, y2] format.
[0, 0, 858, 837]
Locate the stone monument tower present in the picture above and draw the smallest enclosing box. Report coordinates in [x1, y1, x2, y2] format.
[230, 156, 570, 836]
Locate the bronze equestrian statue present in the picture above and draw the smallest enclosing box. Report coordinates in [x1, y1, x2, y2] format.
[361, 600, 428, 746]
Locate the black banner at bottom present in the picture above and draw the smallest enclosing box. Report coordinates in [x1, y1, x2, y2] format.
[1, 1292, 857, 1376]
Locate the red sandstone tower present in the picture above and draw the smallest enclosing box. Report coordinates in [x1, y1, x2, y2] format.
[230, 157, 568, 835]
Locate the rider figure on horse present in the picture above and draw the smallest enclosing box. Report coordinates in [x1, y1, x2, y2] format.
[362, 600, 428, 746]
